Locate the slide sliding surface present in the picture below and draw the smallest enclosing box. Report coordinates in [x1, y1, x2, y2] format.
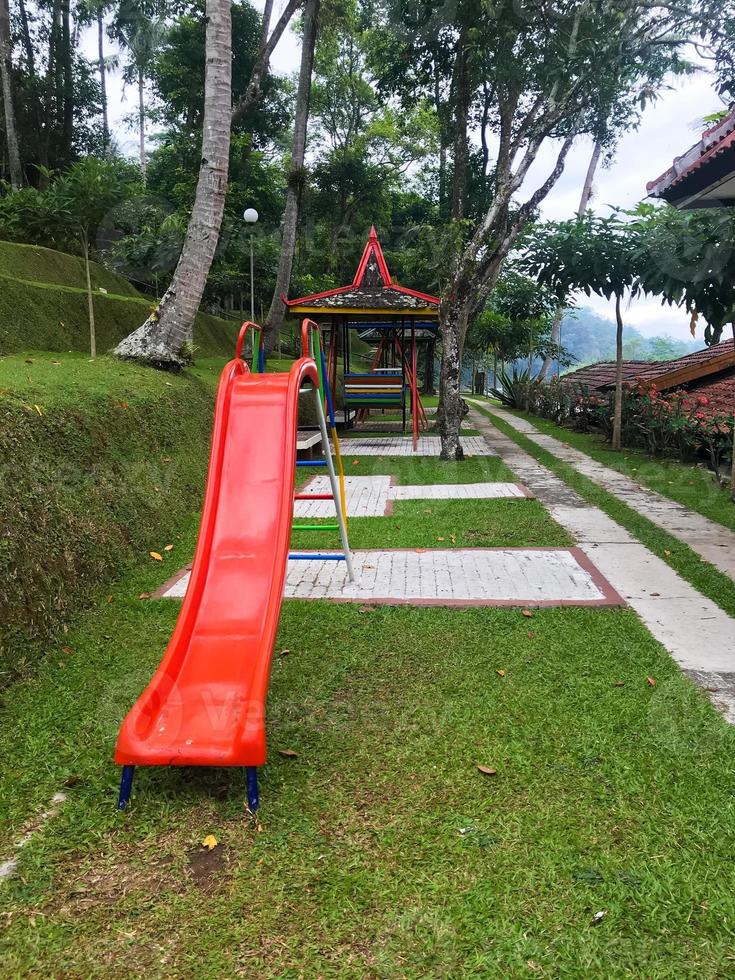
[115, 356, 319, 769]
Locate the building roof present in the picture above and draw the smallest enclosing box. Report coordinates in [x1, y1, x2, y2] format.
[686, 372, 735, 417]
[564, 339, 735, 392]
[647, 109, 735, 208]
[283, 227, 440, 316]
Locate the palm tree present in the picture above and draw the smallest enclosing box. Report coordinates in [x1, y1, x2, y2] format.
[0, 0, 23, 188]
[108, 0, 165, 178]
[114, 0, 233, 366]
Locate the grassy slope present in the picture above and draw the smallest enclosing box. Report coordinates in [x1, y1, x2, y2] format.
[471, 401, 735, 620]
[502, 406, 735, 532]
[0, 239, 140, 295]
[0, 353, 216, 684]
[0, 240, 238, 357]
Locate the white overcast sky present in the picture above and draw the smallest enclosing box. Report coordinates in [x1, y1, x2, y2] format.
[82, 3, 723, 342]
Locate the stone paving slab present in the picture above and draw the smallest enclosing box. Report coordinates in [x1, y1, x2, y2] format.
[160, 547, 622, 607]
[490, 405, 735, 582]
[467, 403, 735, 714]
[342, 436, 495, 456]
[294, 476, 531, 518]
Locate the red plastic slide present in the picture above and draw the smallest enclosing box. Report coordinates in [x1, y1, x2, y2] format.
[115, 352, 319, 802]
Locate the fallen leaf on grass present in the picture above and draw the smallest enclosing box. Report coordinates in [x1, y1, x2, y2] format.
[279, 648, 290, 657]
[527, 631, 535, 639]
[278, 749, 299, 759]
[106, 595, 113, 604]
[613, 680, 625, 687]
[646, 676, 656, 686]
[437, 536, 445, 541]
[477, 765, 497, 776]
[64, 775, 81, 787]
[201, 835, 218, 851]
[352, 460, 360, 466]
[663, 549, 672, 557]
[34, 404, 44, 416]
[62, 646, 73, 655]
[149, 551, 163, 561]
[450, 534, 457, 544]
[705, 686, 720, 693]
[138, 592, 151, 600]
[591, 910, 606, 925]
[164, 544, 174, 552]
[415, 547, 426, 553]
[358, 604, 376, 613]
[521, 609, 534, 618]
[496, 669, 506, 677]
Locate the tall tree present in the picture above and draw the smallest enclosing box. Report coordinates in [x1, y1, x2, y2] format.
[377, 0, 709, 458]
[0, 0, 23, 188]
[115, 0, 233, 367]
[537, 140, 602, 380]
[524, 214, 640, 450]
[263, 0, 319, 353]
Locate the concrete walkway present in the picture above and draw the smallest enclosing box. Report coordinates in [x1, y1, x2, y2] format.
[467, 403, 735, 722]
[487, 404, 735, 583]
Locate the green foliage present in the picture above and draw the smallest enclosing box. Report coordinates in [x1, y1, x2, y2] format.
[0, 353, 215, 683]
[489, 365, 532, 409]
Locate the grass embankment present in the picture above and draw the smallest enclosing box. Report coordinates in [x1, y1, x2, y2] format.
[471, 401, 735, 619]
[0, 352, 216, 684]
[0, 239, 238, 356]
[2, 474, 735, 974]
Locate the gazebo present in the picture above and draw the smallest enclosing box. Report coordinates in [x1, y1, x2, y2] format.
[282, 227, 440, 447]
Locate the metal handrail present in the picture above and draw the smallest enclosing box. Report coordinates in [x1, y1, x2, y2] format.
[235, 321, 264, 372]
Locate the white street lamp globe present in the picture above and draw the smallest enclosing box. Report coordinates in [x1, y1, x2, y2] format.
[243, 208, 259, 224]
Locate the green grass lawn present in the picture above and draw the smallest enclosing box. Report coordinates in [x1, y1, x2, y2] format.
[501, 407, 735, 532]
[1, 529, 734, 975]
[2, 405, 735, 976]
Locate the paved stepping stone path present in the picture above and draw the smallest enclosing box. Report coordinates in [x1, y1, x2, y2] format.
[294, 475, 531, 518]
[161, 548, 621, 607]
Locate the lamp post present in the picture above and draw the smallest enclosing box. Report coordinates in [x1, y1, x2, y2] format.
[243, 208, 258, 322]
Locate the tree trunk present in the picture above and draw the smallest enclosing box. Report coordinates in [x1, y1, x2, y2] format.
[0, 0, 23, 189]
[18, 0, 34, 72]
[437, 301, 466, 460]
[612, 292, 624, 451]
[538, 141, 602, 380]
[114, 0, 232, 367]
[61, 0, 74, 162]
[98, 12, 109, 153]
[138, 69, 146, 179]
[230, 0, 302, 125]
[83, 233, 96, 359]
[450, 30, 469, 221]
[263, 0, 318, 353]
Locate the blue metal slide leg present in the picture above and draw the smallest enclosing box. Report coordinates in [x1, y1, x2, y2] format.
[246, 766, 259, 811]
[118, 765, 135, 810]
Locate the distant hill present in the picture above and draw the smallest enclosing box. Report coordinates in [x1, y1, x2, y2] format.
[561, 307, 700, 367]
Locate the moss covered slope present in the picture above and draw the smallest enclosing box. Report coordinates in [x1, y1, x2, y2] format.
[0, 352, 216, 684]
[0, 239, 238, 356]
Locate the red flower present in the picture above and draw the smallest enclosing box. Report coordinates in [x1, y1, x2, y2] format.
[697, 396, 709, 406]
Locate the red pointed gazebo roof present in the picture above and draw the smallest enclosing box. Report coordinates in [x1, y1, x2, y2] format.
[283, 226, 440, 316]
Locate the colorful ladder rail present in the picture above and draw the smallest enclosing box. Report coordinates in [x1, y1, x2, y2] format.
[291, 319, 354, 580]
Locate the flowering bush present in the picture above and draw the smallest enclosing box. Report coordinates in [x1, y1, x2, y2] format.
[526, 376, 733, 473]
